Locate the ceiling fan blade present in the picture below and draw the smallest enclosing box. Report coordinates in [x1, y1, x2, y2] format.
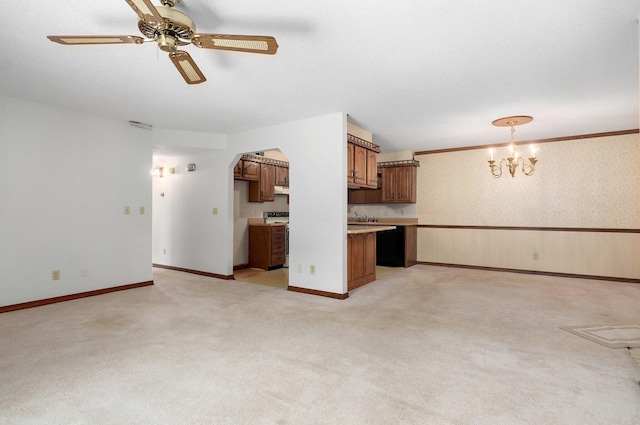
[47, 35, 145, 45]
[169, 51, 206, 84]
[124, 0, 166, 28]
[192, 34, 278, 55]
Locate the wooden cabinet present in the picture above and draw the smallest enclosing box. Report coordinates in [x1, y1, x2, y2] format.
[404, 226, 417, 268]
[235, 154, 288, 202]
[348, 143, 368, 186]
[380, 161, 419, 203]
[347, 232, 377, 291]
[275, 165, 289, 187]
[366, 149, 378, 187]
[234, 159, 260, 181]
[347, 134, 379, 189]
[249, 163, 275, 202]
[248, 225, 287, 270]
[348, 188, 382, 204]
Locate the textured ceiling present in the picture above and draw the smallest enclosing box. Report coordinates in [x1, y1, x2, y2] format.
[2, 0, 639, 152]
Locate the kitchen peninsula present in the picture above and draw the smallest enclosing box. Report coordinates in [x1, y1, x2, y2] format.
[347, 224, 395, 290]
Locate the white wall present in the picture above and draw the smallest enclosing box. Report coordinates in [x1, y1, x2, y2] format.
[152, 113, 348, 295]
[0, 95, 152, 306]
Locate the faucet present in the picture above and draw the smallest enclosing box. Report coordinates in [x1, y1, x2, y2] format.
[354, 212, 368, 222]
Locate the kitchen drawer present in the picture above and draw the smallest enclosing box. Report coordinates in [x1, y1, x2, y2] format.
[271, 252, 286, 264]
[271, 226, 286, 235]
[272, 234, 286, 244]
[271, 243, 285, 254]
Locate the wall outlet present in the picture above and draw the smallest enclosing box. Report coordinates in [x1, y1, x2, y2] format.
[533, 252, 539, 260]
[52, 270, 60, 281]
[297, 264, 302, 274]
[124, 206, 130, 215]
[81, 267, 89, 277]
[139, 206, 145, 215]
[163, 248, 166, 255]
[310, 265, 316, 275]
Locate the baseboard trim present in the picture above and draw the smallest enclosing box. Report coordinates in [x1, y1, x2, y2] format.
[0, 281, 154, 314]
[153, 263, 234, 280]
[233, 264, 250, 271]
[287, 286, 349, 300]
[417, 262, 640, 284]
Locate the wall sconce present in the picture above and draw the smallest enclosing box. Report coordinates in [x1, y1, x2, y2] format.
[186, 163, 196, 172]
[152, 166, 164, 178]
[488, 116, 538, 178]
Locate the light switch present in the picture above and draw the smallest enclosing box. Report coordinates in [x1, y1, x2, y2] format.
[124, 206, 130, 215]
[140, 206, 145, 215]
[212, 208, 218, 215]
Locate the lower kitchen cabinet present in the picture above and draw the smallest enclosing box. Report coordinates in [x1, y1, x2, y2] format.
[249, 224, 287, 270]
[347, 232, 376, 290]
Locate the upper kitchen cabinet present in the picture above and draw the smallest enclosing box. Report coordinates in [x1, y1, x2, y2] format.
[379, 160, 420, 203]
[234, 158, 260, 181]
[234, 153, 289, 202]
[366, 149, 378, 187]
[275, 164, 289, 187]
[249, 163, 276, 202]
[347, 134, 380, 189]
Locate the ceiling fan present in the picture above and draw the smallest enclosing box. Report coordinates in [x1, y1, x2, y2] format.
[47, 0, 278, 84]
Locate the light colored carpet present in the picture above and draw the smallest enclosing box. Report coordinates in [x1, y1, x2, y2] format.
[2, 266, 640, 424]
[560, 324, 640, 349]
[630, 349, 640, 369]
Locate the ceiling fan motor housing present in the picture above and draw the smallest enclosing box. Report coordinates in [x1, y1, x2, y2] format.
[138, 5, 196, 48]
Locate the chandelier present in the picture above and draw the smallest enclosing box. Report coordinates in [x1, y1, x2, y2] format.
[488, 116, 538, 178]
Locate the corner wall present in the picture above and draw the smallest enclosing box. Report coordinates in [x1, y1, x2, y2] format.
[0, 95, 153, 306]
[151, 113, 348, 295]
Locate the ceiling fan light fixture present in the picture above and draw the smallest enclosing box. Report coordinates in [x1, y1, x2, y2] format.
[158, 33, 177, 51]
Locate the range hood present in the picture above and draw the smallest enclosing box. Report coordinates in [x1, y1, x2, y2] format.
[274, 186, 290, 195]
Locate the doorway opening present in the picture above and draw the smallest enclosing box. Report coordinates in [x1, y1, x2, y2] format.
[232, 149, 290, 289]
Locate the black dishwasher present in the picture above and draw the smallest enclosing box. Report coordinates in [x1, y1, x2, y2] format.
[376, 226, 405, 267]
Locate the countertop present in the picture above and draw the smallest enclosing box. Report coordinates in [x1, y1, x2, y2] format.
[247, 218, 287, 226]
[347, 225, 396, 234]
